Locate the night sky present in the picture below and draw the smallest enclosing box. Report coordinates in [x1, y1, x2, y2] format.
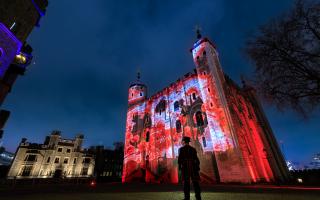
[2, 0, 319, 165]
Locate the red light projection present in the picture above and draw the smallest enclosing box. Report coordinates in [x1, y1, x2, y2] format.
[122, 37, 288, 184]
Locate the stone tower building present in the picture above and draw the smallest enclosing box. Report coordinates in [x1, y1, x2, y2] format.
[122, 31, 289, 184]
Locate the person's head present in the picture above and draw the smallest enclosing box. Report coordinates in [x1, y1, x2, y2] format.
[182, 137, 190, 146]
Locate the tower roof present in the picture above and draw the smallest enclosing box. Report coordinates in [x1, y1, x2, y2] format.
[129, 70, 146, 88]
[190, 27, 217, 52]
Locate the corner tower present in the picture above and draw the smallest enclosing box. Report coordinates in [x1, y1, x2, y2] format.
[128, 72, 147, 107]
[191, 29, 253, 183]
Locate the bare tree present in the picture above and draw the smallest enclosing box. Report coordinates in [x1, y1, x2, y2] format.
[245, 0, 320, 116]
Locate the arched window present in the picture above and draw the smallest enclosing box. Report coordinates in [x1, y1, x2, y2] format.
[155, 99, 166, 115]
[174, 101, 179, 111]
[176, 120, 182, 133]
[192, 93, 197, 100]
[196, 111, 204, 126]
[202, 137, 207, 147]
[146, 131, 150, 142]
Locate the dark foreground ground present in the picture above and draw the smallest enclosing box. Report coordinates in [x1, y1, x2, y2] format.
[1, 183, 320, 200]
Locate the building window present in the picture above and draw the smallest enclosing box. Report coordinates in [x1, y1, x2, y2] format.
[146, 131, 150, 142]
[73, 158, 77, 164]
[54, 157, 60, 164]
[155, 99, 166, 115]
[176, 120, 182, 133]
[47, 157, 51, 163]
[238, 103, 243, 113]
[196, 111, 204, 126]
[174, 101, 179, 111]
[140, 92, 142, 96]
[131, 93, 133, 97]
[202, 137, 207, 147]
[239, 119, 243, 127]
[208, 88, 210, 92]
[210, 103, 213, 107]
[58, 147, 62, 152]
[192, 93, 197, 100]
[11, 22, 19, 34]
[81, 167, 88, 175]
[66, 149, 71, 153]
[83, 158, 91, 164]
[24, 154, 37, 162]
[63, 158, 69, 164]
[20, 166, 32, 176]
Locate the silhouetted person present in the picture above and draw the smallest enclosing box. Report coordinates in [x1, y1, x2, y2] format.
[178, 136, 201, 200]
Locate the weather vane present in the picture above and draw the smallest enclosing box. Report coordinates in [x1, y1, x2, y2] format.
[136, 68, 141, 81]
[194, 24, 202, 39]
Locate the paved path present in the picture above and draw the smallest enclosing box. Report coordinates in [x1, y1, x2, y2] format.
[1, 183, 319, 200]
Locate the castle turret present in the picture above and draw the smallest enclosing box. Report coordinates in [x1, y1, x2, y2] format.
[128, 71, 147, 107]
[191, 29, 253, 183]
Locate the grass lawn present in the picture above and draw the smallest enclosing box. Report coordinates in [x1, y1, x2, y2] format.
[1, 192, 319, 200]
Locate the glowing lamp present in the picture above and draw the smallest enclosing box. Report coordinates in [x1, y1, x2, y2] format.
[90, 180, 96, 187]
[297, 178, 303, 183]
[15, 54, 27, 64]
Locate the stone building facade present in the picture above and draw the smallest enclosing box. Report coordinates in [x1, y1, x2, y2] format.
[7, 131, 95, 179]
[92, 142, 124, 182]
[122, 32, 289, 184]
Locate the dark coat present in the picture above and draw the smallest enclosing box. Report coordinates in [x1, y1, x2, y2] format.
[178, 144, 200, 181]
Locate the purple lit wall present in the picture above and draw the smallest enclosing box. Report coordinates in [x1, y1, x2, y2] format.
[0, 23, 22, 78]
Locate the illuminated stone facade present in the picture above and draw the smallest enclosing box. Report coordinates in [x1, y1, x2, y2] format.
[7, 131, 95, 179]
[122, 34, 289, 184]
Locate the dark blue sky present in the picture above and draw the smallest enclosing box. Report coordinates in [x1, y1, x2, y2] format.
[2, 0, 319, 165]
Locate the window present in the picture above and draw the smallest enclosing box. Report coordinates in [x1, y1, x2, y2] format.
[196, 111, 204, 126]
[155, 100, 166, 115]
[192, 93, 197, 100]
[24, 154, 37, 162]
[11, 22, 19, 34]
[63, 158, 69, 164]
[73, 158, 77, 164]
[10, 22, 16, 30]
[66, 149, 71, 153]
[47, 157, 51, 163]
[131, 93, 133, 97]
[202, 137, 207, 147]
[238, 103, 243, 113]
[140, 92, 142, 96]
[210, 103, 213, 107]
[58, 148, 62, 152]
[176, 120, 182, 133]
[54, 157, 60, 164]
[81, 167, 88, 175]
[174, 101, 179, 111]
[239, 119, 243, 127]
[83, 158, 91, 164]
[20, 166, 32, 176]
[208, 88, 210, 92]
[146, 131, 150, 142]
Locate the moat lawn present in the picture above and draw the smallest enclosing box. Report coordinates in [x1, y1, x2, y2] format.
[1, 183, 319, 200]
[1, 192, 319, 200]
